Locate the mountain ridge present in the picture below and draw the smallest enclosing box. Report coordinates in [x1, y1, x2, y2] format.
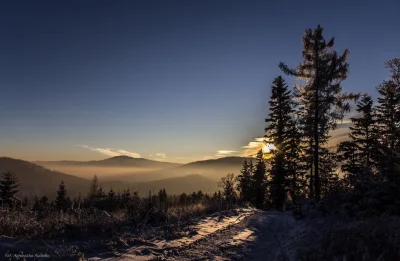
[34, 155, 181, 169]
[0, 157, 219, 198]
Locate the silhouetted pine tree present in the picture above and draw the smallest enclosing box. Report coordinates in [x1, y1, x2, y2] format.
[108, 188, 115, 200]
[265, 76, 295, 210]
[285, 122, 307, 202]
[319, 148, 340, 196]
[89, 175, 99, 200]
[122, 189, 131, 205]
[252, 150, 267, 208]
[375, 58, 400, 181]
[280, 25, 357, 199]
[158, 188, 168, 213]
[55, 180, 68, 210]
[296, 107, 316, 198]
[196, 190, 204, 202]
[218, 173, 237, 205]
[338, 94, 378, 186]
[236, 159, 253, 203]
[337, 141, 359, 187]
[179, 193, 188, 204]
[97, 186, 106, 200]
[0, 171, 19, 207]
[107, 188, 116, 211]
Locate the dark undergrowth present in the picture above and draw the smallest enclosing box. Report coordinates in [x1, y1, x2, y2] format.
[293, 179, 400, 261]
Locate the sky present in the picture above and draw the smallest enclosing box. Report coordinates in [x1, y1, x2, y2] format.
[0, 0, 399, 163]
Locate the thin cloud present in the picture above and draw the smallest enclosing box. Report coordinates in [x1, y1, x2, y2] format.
[155, 153, 167, 159]
[241, 137, 266, 157]
[215, 150, 238, 157]
[328, 122, 352, 148]
[149, 153, 167, 159]
[78, 145, 141, 158]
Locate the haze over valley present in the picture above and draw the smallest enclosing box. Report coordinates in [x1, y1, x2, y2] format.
[0, 155, 252, 198]
[0, 1, 399, 260]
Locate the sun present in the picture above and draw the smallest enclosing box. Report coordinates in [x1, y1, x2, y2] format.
[263, 144, 271, 153]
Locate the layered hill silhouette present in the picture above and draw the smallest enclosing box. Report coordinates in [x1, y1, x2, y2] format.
[106, 156, 255, 182]
[0, 157, 220, 199]
[0, 157, 91, 199]
[34, 155, 254, 182]
[35, 155, 181, 169]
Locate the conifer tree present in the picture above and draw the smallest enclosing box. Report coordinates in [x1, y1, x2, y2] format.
[108, 188, 115, 201]
[280, 25, 357, 199]
[265, 76, 294, 209]
[236, 159, 253, 203]
[55, 180, 68, 210]
[338, 94, 378, 185]
[218, 173, 237, 205]
[97, 186, 106, 200]
[337, 141, 359, 187]
[180, 193, 188, 204]
[248, 159, 256, 176]
[252, 150, 267, 208]
[122, 189, 131, 204]
[158, 188, 168, 212]
[89, 175, 99, 199]
[0, 171, 19, 207]
[319, 148, 340, 196]
[285, 122, 307, 202]
[196, 190, 204, 200]
[375, 58, 400, 181]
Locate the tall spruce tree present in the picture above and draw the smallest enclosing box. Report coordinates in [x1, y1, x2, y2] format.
[338, 94, 378, 186]
[264, 76, 294, 210]
[285, 121, 307, 202]
[108, 188, 115, 201]
[97, 186, 106, 200]
[375, 58, 400, 181]
[252, 150, 267, 208]
[337, 141, 359, 187]
[218, 173, 237, 205]
[89, 175, 99, 199]
[0, 171, 19, 207]
[280, 25, 357, 199]
[236, 159, 253, 203]
[319, 148, 340, 196]
[55, 180, 68, 210]
[158, 188, 168, 213]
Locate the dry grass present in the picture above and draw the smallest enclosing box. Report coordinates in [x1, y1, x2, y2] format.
[0, 202, 233, 241]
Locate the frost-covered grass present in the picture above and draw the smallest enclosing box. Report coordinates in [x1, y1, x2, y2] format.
[292, 180, 400, 261]
[0, 202, 239, 240]
[0, 207, 255, 261]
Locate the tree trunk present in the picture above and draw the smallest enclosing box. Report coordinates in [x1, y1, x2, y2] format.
[314, 47, 321, 200]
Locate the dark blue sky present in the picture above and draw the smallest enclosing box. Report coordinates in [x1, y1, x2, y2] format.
[0, 0, 399, 162]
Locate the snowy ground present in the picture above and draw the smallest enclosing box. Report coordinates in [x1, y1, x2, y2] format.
[88, 209, 297, 261]
[0, 209, 300, 261]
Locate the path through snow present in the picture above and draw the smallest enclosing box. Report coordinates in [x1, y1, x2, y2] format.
[89, 210, 297, 261]
[154, 211, 296, 261]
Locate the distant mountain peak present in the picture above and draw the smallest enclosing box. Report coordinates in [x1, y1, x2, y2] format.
[106, 155, 137, 160]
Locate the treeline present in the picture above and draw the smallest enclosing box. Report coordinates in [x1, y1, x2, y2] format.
[229, 25, 400, 212]
[0, 171, 234, 239]
[0, 172, 227, 213]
